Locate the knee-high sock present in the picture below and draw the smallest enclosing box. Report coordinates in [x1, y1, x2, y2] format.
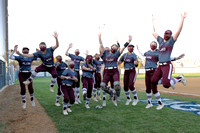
[63, 102, 67, 110]
[30, 93, 34, 101]
[154, 92, 162, 105]
[103, 91, 106, 100]
[21, 95, 26, 103]
[76, 87, 80, 99]
[29, 71, 37, 81]
[146, 93, 152, 104]
[131, 90, 138, 99]
[56, 94, 61, 103]
[97, 88, 101, 96]
[93, 88, 97, 97]
[86, 97, 91, 104]
[50, 78, 57, 87]
[125, 91, 130, 99]
[170, 78, 181, 87]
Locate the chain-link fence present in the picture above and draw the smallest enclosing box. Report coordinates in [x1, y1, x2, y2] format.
[0, 60, 6, 90]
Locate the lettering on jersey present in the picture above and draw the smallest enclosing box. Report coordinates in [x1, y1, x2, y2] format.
[125, 59, 131, 62]
[106, 58, 114, 62]
[22, 62, 31, 66]
[45, 57, 52, 62]
[72, 59, 80, 63]
[140, 98, 200, 116]
[60, 66, 67, 70]
[160, 47, 166, 52]
[146, 56, 152, 59]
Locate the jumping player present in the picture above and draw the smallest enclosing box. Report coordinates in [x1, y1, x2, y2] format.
[137, 42, 185, 110]
[118, 45, 139, 106]
[151, 13, 187, 110]
[16, 32, 59, 91]
[54, 55, 68, 106]
[60, 61, 78, 115]
[92, 53, 103, 102]
[65, 43, 85, 104]
[98, 32, 132, 107]
[9, 45, 38, 109]
[81, 55, 96, 109]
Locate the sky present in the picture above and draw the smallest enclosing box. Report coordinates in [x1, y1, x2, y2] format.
[8, 0, 200, 61]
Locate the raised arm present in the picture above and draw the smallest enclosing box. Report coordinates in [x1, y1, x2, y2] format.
[136, 45, 145, 56]
[173, 12, 187, 41]
[119, 35, 132, 54]
[65, 43, 73, 56]
[52, 32, 59, 50]
[152, 15, 159, 39]
[9, 45, 18, 60]
[98, 33, 105, 54]
[16, 45, 34, 57]
[171, 53, 185, 61]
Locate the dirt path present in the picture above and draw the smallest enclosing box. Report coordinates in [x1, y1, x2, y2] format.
[0, 85, 58, 133]
[134, 77, 200, 99]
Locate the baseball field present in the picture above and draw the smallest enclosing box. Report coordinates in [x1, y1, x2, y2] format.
[0, 74, 200, 133]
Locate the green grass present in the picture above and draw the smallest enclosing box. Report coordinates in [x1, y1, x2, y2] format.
[0, 122, 6, 133]
[29, 77, 200, 133]
[120, 73, 200, 80]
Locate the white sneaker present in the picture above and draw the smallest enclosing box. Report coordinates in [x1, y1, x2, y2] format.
[92, 97, 98, 102]
[125, 99, 131, 105]
[156, 104, 164, 110]
[31, 100, 36, 107]
[102, 100, 106, 107]
[132, 99, 138, 106]
[74, 101, 78, 104]
[67, 108, 72, 112]
[77, 98, 82, 104]
[50, 87, 54, 93]
[23, 80, 30, 85]
[85, 103, 90, 109]
[145, 103, 153, 109]
[83, 91, 87, 100]
[55, 102, 61, 107]
[97, 95, 102, 101]
[22, 102, 26, 109]
[179, 74, 187, 86]
[112, 99, 117, 107]
[63, 110, 68, 115]
[171, 84, 175, 90]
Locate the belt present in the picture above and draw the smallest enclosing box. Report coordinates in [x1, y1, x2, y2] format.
[146, 68, 155, 71]
[159, 62, 170, 66]
[62, 83, 72, 86]
[105, 67, 117, 69]
[125, 68, 135, 70]
[20, 71, 31, 73]
[43, 64, 53, 67]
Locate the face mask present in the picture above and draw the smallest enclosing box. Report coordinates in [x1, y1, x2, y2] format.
[95, 57, 100, 60]
[164, 30, 172, 40]
[75, 51, 79, 56]
[40, 47, 46, 51]
[69, 64, 75, 69]
[150, 45, 157, 50]
[128, 48, 133, 53]
[111, 48, 116, 53]
[23, 51, 29, 54]
[57, 58, 62, 62]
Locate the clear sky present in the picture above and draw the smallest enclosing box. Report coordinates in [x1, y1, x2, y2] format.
[8, 0, 200, 61]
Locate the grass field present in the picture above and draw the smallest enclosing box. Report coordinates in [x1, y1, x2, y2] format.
[30, 77, 200, 133]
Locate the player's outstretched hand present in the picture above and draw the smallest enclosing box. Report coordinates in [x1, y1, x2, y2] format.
[53, 31, 58, 39]
[68, 43, 73, 48]
[181, 12, 187, 19]
[14, 45, 18, 53]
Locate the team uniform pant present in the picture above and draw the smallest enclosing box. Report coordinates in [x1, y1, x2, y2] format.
[103, 68, 119, 85]
[60, 85, 75, 104]
[35, 64, 57, 78]
[145, 69, 158, 94]
[73, 71, 80, 88]
[151, 62, 173, 89]
[82, 77, 94, 98]
[94, 72, 101, 88]
[103, 68, 114, 88]
[19, 72, 33, 95]
[56, 77, 62, 95]
[123, 69, 137, 91]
